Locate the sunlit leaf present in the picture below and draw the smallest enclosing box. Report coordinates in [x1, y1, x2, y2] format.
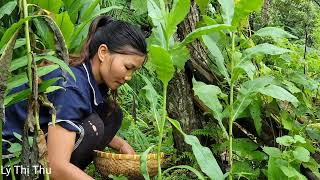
[242, 43, 291, 62]
[258, 84, 299, 103]
[55, 12, 74, 48]
[217, 0, 234, 25]
[192, 78, 224, 121]
[166, 0, 190, 40]
[293, 147, 310, 162]
[255, 27, 298, 39]
[79, 0, 100, 22]
[170, 45, 190, 70]
[149, 45, 174, 86]
[180, 24, 233, 47]
[38, 0, 62, 14]
[232, 0, 263, 26]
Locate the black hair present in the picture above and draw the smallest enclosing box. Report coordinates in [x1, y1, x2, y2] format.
[71, 15, 147, 65]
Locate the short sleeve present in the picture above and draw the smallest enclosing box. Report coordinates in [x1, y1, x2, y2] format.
[48, 86, 91, 133]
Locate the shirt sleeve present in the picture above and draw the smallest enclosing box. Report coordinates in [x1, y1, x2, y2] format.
[48, 86, 91, 133]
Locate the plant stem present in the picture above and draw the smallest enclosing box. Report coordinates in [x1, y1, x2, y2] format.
[228, 32, 236, 180]
[22, 0, 33, 90]
[157, 86, 167, 180]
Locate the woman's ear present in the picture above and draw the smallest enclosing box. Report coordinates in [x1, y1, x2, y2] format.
[97, 44, 109, 63]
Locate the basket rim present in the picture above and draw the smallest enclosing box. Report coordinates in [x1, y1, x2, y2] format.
[94, 150, 165, 160]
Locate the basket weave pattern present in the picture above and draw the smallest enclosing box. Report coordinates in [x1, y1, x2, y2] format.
[94, 150, 165, 179]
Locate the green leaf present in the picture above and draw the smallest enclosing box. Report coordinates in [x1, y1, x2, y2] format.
[233, 161, 260, 179]
[258, 84, 299, 103]
[237, 60, 256, 80]
[232, 138, 266, 161]
[192, 78, 224, 121]
[242, 43, 291, 62]
[10, 55, 75, 80]
[0, 38, 25, 55]
[255, 27, 298, 39]
[0, 1, 17, 19]
[70, 6, 123, 50]
[10, 55, 37, 72]
[0, 17, 32, 50]
[140, 145, 155, 180]
[149, 45, 174, 86]
[233, 77, 273, 121]
[293, 147, 310, 162]
[140, 74, 160, 130]
[170, 45, 190, 70]
[38, 0, 62, 14]
[67, 0, 87, 23]
[4, 88, 30, 106]
[306, 123, 320, 141]
[293, 135, 306, 144]
[80, 0, 100, 22]
[263, 147, 282, 157]
[7, 64, 60, 90]
[13, 132, 22, 141]
[39, 77, 63, 92]
[195, 0, 209, 14]
[166, 0, 190, 40]
[280, 166, 307, 179]
[167, 117, 224, 180]
[280, 111, 293, 131]
[282, 80, 301, 94]
[267, 158, 288, 180]
[55, 12, 74, 48]
[33, 18, 55, 49]
[131, 0, 147, 15]
[38, 55, 75, 80]
[232, 0, 263, 26]
[249, 99, 262, 136]
[162, 165, 205, 180]
[7, 143, 22, 154]
[184, 135, 224, 180]
[276, 135, 295, 146]
[180, 24, 233, 47]
[202, 35, 230, 83]
[147, 0, 165, 26]
[217, 0, 234, 25]
[45, 86, 64, 93]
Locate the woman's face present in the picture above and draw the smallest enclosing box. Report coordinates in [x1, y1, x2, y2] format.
[99, 47, 145, 90]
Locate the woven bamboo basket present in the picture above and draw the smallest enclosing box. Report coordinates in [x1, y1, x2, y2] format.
[94, 150, 165, 180]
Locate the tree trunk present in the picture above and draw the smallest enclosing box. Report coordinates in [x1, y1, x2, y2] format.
[262, 0, 270, 26]
[167, 1, 214, 152]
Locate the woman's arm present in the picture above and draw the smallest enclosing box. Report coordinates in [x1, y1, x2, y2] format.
[47, 124, 94, 180]
[108, 135, 135, 154]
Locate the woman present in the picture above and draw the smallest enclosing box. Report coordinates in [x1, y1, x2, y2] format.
[3, 15, 147, 179]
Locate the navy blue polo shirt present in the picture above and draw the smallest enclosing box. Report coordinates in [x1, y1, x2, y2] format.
[3, 62, 105, 152]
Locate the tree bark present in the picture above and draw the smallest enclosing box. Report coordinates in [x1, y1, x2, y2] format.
[167, 1, 213, 152]
[262, 0, 270, 26]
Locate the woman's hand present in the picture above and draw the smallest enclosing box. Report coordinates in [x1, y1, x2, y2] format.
[108, 135, 136, 154]
[119, 142, 135, 154]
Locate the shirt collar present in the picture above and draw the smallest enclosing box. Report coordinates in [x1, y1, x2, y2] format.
[82, 62, 104, 106]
